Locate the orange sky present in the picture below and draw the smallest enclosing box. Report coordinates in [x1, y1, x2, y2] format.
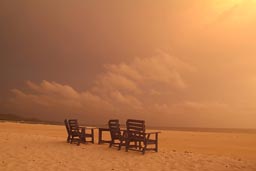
[1, 0, 256, 128]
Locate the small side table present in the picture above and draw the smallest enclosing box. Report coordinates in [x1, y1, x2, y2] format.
[98, 128, 111, 144]
[84, 127, 96, 143]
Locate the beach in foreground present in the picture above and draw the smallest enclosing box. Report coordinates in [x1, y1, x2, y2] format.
[0, 122, 255, 171]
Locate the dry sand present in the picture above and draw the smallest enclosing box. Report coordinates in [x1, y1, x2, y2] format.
[0, 122, 255, 171]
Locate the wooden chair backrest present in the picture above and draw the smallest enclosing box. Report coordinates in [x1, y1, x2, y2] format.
[68, 119, 79, 132]
[126, 119, 145, 139]
[64, 119, 70, 134]
[108, 119, 121, 139]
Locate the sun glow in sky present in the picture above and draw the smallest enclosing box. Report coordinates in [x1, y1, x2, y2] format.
[0, 0, 256, 128]
[213, 0, 243, 11]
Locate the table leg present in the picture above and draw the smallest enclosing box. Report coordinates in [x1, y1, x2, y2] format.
[98, 129, 102, 144]
[91, 129, 94, 143]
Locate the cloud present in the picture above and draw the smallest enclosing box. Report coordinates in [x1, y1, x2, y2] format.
[7, 51, 242, 127]
[26, 80, 79, 98]
[93, 50, 194, 95]
[9, 80, 113, 122]
[91, 51, 197, 112]
[7, 51, 195, 120]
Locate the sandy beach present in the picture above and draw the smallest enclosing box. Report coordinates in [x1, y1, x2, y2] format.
[0, 122, 255, 171]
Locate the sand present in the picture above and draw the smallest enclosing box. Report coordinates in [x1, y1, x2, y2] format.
[0, 122, 255, 171]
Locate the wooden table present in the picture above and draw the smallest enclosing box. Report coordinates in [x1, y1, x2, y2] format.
[98, 128, 111, 144]
[83, 126, 96, 143]
[79, 126, 96, 144]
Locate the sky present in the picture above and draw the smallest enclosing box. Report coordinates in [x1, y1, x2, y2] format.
[1, 0, 256, 128]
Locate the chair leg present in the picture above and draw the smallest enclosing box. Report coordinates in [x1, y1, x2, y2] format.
[125, 140, 130, 152]
[118, 140, 122, 150]
[70, 136, 73, 144]
[91, 129, 94, 143]
[139, 141, 142, 150]
[81, 135, 86, 144]
[143, 141, 148, 154]
[109, 141, 113, 148]
[155, 133, 158, 152]
[118, 144, 121, 150]
[142, 149, 146, 155]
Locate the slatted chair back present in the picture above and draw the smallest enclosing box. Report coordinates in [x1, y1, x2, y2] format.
[126, 119, 145, 140]
[64, 119, 71, 142]
[68, 119, 79, 133]
[108, 119, 121, 140]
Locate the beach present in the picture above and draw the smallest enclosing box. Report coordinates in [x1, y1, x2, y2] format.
[0, 122, 255, 171]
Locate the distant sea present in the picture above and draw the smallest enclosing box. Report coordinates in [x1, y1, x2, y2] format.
[1, 114, 255, 134]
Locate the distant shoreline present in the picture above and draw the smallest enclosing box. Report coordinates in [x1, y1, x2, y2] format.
[1, 119, 256, 134]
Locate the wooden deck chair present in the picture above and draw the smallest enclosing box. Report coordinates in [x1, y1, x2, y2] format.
[108, 119, 126, 150]
[125, 119, 160, 154]
[68, 119, 94, 145]
[68, 119, 86, 145]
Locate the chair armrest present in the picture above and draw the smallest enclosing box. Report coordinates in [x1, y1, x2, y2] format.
[145, 132, 160, 140]
[145, 131, 161, 135]
[85, 126, 96, 130]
